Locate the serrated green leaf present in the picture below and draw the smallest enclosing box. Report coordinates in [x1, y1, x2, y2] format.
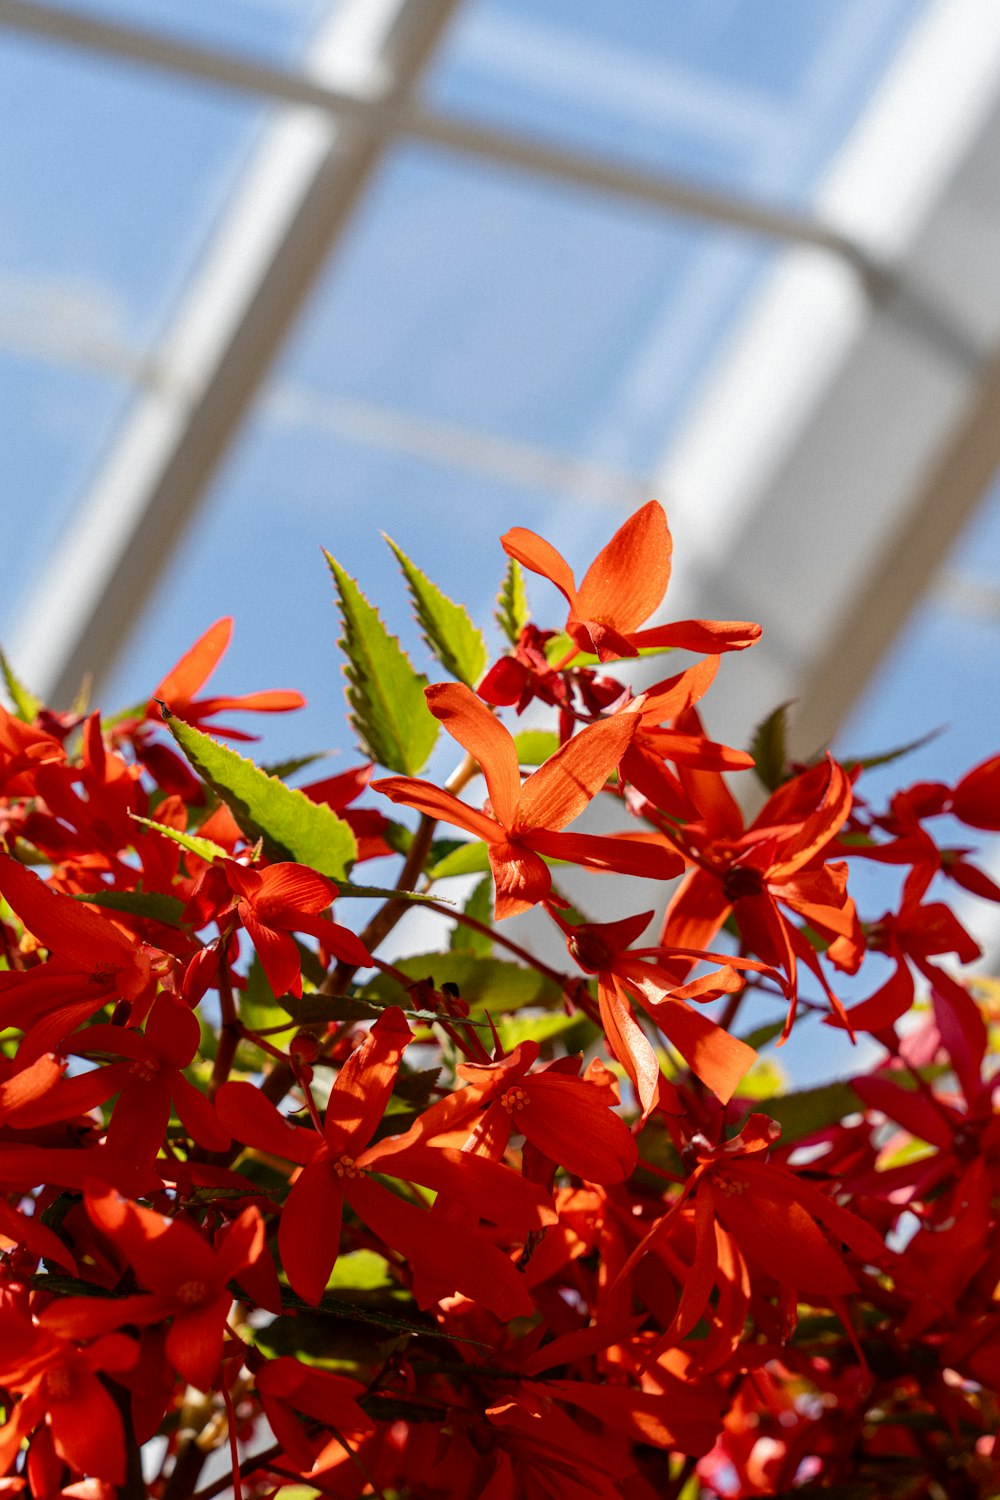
[427, 841, 492, 879]
[130, 814, 228, 865]
[513, 729, 560, 766]
[163, 715, 356, 880]
[450, 876, 493, 955]
[749, 701, 793, 792]
[325, 552, 438, 775]
[368, 951, 561, 1014]
[280, 993, 383, 1025]
[74, 890, 186, 926]
[384, 535, 488, 688]
[0, 648, 42, 723]
[496, 556, 529, 645]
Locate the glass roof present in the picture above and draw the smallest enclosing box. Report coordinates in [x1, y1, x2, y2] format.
[428, 0, 925, 201]
[0, 23, 266, 632]
[2, 0, 996, 845]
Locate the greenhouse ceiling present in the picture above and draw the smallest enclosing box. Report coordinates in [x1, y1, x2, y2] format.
[2, 0, 999, 821]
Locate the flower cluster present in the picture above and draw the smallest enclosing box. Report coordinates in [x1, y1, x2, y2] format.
[0, 502, 997, 1497]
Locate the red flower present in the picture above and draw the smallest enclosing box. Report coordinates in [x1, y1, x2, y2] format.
[374, 684, 680, 918]
[501, 500, 761, 662]
[40, 1186, 273, 1391]
[148, 617, 305, 740]
[0, 1313, 136, 1484]
[549, 905, 765, 1119]
[221, 860, 371, 997]
[35, 995, 231, 1165]
[217, 1008, 551, 1312]
[661, 753, 861, 1036]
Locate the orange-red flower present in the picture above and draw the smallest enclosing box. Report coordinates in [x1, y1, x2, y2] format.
[40, 1185, 273, 1391]
[501, 501, 761, 662]
[660, 751, 861, 1036]
[148, 616, 305, 740]
[374, 684, 681, 918]
[221, 860, 371, 997]
[0, 1313, 136, 1484]
[217, 1008, 552, 1312]
[549, 906, 765, 1119]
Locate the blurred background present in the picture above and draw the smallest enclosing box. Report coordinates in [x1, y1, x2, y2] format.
[2, 0, 999, 1028]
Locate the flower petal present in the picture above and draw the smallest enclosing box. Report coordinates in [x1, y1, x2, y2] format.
[514, 710, 639, 832]
[574, 500, 672, 635]
[425, 683, 521, 828]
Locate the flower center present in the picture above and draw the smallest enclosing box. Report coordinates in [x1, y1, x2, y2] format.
[332, 1154, 359, 1179]
[130, 1058, 159, 1082]
[501, 1087, 528, 1114]
[722, 866, 765, 904]
[176, 1279, 208, 1306]
[568, 933, 613, 972]
[713, 1173, 747, 1198]
[43, 1366, 75, 1402]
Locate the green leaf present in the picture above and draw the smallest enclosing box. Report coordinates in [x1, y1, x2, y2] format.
[427, 841, 491, 879]
[384, 536, 488, 688]
[736, 1018, 787, 1052]
[495, 557, 529, 645]
[450, 876, 493, 955]
[513, 729, 560, 766]
[749, 701, 793, 792]
[259, 751, 331, 781]
[129, 814, 228, 865]
[494, 1011, 580, 1050]
[325, 552, 439, 775]
[733, 1057, 786, 1100]
[368, 951, 561, 1014]
[239, 955, 299, 1048]
[163, 715, 357, 880]
[74, 890, 186, 926]
[764, 1080, 863, 1144]
[334, 880, 438, 904]
[842, 726, 942, 773]
[0, 648, 42, 723]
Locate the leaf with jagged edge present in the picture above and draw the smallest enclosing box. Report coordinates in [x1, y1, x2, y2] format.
[0, 648, 42, 723]
[325, 552, 438, 775]
[130, 813, 229, 865]
[749, 701, 793, 792]
[495, 556, 529, 645]
[384, 535, 487, 688]
[162, 715, 357, 880]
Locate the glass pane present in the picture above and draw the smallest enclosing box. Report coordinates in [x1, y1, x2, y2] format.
[429, 0, 928, 206]
[0, 29, 267, 630]
[30, 0, 332, 65]
[274, 143, 775, 477]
